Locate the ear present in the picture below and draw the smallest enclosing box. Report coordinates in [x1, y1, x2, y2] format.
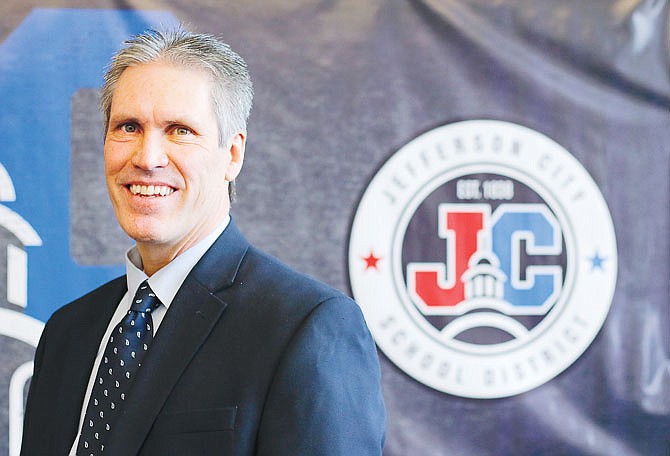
[224, 132, 246, 181]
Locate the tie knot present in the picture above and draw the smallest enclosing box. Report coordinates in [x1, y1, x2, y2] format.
[130, 280, 162, 313]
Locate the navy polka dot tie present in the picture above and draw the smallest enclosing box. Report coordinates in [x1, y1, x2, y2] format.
[76, 280, 161, 455]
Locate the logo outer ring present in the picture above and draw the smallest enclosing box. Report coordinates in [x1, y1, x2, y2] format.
[349, 120, 617, 398]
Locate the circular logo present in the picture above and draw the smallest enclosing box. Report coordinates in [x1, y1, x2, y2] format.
[348, 120, 617, 398]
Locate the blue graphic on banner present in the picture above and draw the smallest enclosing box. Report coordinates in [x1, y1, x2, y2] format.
[0, 9, 178, 323]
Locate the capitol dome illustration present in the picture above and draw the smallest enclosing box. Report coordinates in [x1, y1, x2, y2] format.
[461, 249, 506, 302]
[0, 162, 43, 456]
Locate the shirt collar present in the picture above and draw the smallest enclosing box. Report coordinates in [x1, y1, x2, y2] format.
[125, 216, 230, 308]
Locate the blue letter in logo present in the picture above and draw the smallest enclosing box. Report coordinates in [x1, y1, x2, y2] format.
[491, 204, 563, 313]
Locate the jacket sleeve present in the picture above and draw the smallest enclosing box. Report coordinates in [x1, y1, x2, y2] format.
[256, 296, 386, 455]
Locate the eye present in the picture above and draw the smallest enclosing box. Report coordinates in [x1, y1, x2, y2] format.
[174, 126, 192, 136]
[121, 123, 137, 133]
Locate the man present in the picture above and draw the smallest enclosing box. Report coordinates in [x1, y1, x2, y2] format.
[20, 28, 385, 455]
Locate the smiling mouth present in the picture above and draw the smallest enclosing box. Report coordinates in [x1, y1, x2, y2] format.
[127, 184, 175, 197]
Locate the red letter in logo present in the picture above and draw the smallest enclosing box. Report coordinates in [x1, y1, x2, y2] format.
[407, 204, 488, 315]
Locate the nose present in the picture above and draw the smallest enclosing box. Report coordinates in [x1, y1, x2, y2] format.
[131, 131, 169, 170]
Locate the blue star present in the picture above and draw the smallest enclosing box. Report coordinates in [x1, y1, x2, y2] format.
[589, 251, 606, 271]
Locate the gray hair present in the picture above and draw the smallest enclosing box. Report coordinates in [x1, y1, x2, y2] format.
[101, 28, 254, 199]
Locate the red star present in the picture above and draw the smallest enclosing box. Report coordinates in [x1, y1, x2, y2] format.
[363, 251, 381, 270]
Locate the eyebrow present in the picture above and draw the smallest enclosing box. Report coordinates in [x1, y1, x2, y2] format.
[108, 115, 140, 126]
[108, 115, 198, 128]
[163, 118, 196, 127]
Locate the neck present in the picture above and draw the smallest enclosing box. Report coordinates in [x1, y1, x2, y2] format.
[136, 243, 184, 276]
[135, 216, 229, 276]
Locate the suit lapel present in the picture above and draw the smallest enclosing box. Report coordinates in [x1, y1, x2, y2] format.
[104, 220, 250, 455]
[54, 277, 127, 455]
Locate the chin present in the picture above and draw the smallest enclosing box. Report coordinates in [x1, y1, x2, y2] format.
[119, 220, 169, 245]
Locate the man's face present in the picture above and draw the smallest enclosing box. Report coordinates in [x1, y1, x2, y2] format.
[104, 62, 244, 261]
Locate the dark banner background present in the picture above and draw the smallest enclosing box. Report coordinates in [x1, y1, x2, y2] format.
[0, 1, 667, 455]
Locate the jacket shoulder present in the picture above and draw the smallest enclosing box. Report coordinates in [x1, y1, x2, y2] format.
[241, 246, 349, 305]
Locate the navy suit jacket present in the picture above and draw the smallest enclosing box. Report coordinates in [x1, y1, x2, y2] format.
[21, 221, 386, 455]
